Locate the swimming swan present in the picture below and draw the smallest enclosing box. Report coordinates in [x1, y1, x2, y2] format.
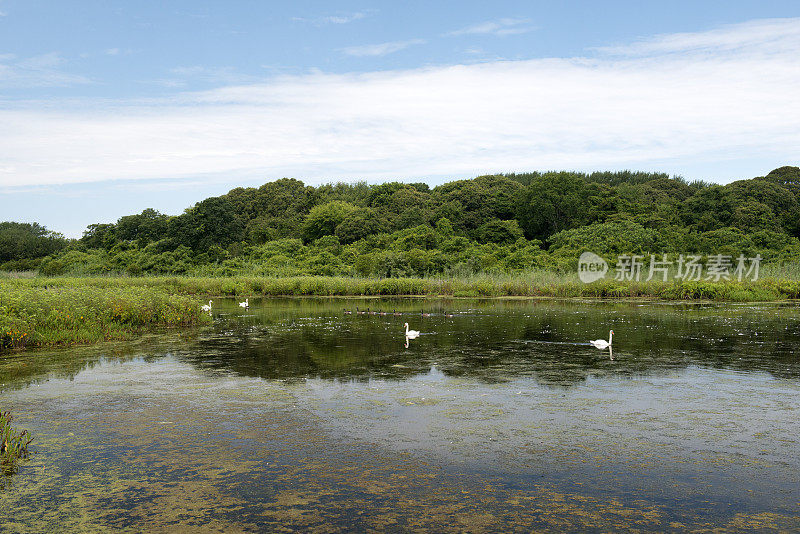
[201, 300, 213, 312]
[239, 298, 249, 309]
[404, 323, 420, 339]
[590, 330, 613, 349]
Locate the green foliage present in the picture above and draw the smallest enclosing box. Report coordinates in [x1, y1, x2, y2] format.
[302, 201, 358, 242]
[432, 175, 523, 232]
[1, 411, 33, 475]
[335, 208, 384, 244]
[4, 166, 800, 280]
[115, 208, 170, 246]
[0, 222, 67, 268]
[549, 220, 659, 262]
[516, 172, 592, 240]
[0, 280, 211, 350]
[169, 196, 244, 251]
[477, 219, 524, 244]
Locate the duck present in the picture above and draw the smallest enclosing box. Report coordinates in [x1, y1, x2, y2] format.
[239, 298, 249, 309]
[421, 310, 431, 317]
[201, 300, 213, 312]
[393, 309, 402, 316]
[590, 330, 614, 349]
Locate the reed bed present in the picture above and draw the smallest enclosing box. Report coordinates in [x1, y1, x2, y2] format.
[0, 282, 210, 350]
[1, 411, 32, 475]
[5, 273, 800, 300]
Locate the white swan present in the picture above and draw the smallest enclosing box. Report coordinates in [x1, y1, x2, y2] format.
[404, 323, 420, 339]
[239, 298, 249, 309]
[201, 300, 213, 312]
[590, 330, 613, 349]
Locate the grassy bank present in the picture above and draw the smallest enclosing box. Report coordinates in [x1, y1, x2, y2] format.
[0, 283, 211, 351]
[4, 272, 800, 300]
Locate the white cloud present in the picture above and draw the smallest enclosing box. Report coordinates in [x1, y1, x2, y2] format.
[595, 17, 800, 56]
[447, 18, 533, 37]
[144, 65, 261, 88]
[293, 11, 371, 26]
[339, 38, 426, 57]
[324, 12, 367, 24]
[1, 18, 799, 189]
[0, 52, 90, 87]
[105, 48, 120, 56]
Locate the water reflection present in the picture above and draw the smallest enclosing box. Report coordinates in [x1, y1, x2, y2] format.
[4, 299, 800, 392]
[177, 298, 800, 386]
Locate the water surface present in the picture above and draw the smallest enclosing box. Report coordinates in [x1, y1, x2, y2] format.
[2, 298, 800, 532]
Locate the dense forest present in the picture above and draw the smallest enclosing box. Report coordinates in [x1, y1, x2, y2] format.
[3, 166, 800, 277]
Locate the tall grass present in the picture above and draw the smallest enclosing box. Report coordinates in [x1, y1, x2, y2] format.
[1, 411, 32, 475]
[6, 272, 800, 300]
[0, 282, 211, 350]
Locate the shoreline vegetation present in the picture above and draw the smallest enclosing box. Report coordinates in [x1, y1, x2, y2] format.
[1, 411, 32, 476]
[0, 281, 210, 351]
[3, 273, 800, 352]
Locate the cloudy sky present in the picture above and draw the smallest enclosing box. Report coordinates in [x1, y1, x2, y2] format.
[1, 1, 799, 237]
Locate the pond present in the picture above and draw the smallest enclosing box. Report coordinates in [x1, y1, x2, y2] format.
[2, 298, 800, 532]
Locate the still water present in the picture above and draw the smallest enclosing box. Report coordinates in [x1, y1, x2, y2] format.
[2, 298, 800, 532]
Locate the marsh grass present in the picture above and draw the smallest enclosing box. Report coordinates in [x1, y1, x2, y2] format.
[0, 271, 37, 279]
[6, 272, 800, 299]
[0, 282, 211, 350]
[1, 411, 32, 475]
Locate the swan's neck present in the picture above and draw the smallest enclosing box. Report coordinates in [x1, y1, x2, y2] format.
[608, 331, 613, 344]
[405, 324, 409, 334]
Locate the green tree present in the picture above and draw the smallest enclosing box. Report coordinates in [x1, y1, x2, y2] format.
[0, 222, 68, 264]
[302, 201, 358, 242]
[335, 209, 384, 244]
[477, 219, 524, 244]
[169, 196, 243, 252]
[517, 172, 591, 241]
[115, 208, 170, 246]
[432, 175, 523, 232]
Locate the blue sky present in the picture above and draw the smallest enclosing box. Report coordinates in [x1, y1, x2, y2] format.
[1, 1, 800, 237]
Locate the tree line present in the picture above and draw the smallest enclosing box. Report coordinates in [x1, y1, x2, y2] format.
[3, 165, 800, 277]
